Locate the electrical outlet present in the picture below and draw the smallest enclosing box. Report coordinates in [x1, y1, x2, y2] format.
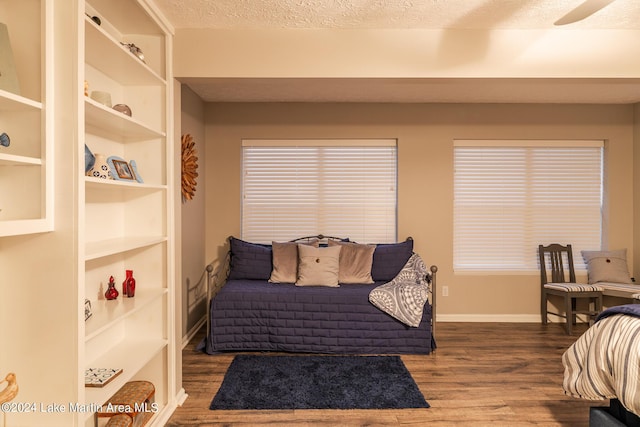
[442, 285, 449, 297]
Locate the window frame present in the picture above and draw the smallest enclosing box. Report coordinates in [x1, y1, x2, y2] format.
[241, 139, 398, 244]
[453, 139, 604, 273]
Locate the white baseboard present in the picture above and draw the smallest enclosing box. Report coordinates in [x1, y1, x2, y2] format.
[176, 387, 188, 406]
[150, 400, 178, 427]
[437, 314, 539, 322]
[150, 389, 188, 426]
[182, 316, 206, 349]
[437, 314, 591, 323]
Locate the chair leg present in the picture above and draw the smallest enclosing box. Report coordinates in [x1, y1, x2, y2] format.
[541, 290, 548, 325]
[593, 294, 603, 324]
[565, 296, 573, 335]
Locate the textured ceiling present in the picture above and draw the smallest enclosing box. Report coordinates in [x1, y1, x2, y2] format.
[154, 0, 640, 30]
[154, 0, 640, 103]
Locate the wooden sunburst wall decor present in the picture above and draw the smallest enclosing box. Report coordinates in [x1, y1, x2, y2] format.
[181, 133, 198, 202]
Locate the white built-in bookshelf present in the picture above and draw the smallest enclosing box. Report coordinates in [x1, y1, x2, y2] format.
[0, 0, 51, 236]
[81, 0, 176, 425]
[0, 2, 178, 425]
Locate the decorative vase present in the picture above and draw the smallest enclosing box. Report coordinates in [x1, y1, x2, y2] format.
[86, 153, 113, 179]
[123, 269, 136, 298]
[0, 132, 10, 147]
[84, 144, 95, 173]
[90, 90, 112, 107]
[104, 276, 118, 300]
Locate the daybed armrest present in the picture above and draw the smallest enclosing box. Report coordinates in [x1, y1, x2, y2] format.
[205, 251, 231, 300]
[204, 251, 231, 337]
[428, 265, 438, 338]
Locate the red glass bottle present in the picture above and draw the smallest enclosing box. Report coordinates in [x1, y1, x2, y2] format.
[105, 276, 119, 300]
[123, 269, 136, 297]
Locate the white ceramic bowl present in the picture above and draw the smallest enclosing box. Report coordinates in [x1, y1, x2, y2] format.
[90, 91, 112, 107]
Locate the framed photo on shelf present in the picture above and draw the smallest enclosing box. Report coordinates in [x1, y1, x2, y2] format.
[113, 159, 135, 180]
[107, 156, 142, 182]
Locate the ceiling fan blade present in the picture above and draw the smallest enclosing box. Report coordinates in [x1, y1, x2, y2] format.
[554, 0, 617, 25]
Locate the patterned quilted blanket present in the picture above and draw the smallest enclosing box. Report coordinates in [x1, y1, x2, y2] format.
[562, 304, 640, 416]
[369, 253, 431, 327]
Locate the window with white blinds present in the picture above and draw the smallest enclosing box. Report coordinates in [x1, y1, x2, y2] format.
[242, 139, 397, 244]
[453, 140, 603, 272]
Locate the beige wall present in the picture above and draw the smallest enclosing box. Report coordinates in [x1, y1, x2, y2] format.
[179, 84, 207, 339]
[204, 102, 634, 320]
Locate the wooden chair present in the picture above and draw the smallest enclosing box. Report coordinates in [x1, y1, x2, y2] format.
[539, 244, 603, 334]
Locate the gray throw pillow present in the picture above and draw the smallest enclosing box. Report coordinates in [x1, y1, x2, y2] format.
[581, 249, 632, 284]
[269, 240, 318, 284]
[295, 244, 341, 287]
[328, 240, 375, 284]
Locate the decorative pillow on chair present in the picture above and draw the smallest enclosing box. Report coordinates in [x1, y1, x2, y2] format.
[269, 240, 319, 284]
[228, 237, 272, 280]
[328, 240, 375, 284]
[581, 249, 633, 284]
[295, 244, 341, 287]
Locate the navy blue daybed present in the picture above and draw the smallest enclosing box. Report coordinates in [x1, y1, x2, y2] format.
[199, 236, 437, 355]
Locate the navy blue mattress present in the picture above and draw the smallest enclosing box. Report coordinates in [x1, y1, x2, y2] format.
[202, 279, 436, 355]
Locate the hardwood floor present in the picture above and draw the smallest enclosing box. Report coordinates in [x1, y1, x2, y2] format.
[166, 322, 604, 426]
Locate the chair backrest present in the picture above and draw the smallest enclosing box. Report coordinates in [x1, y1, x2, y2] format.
[538, 243, 577, 285]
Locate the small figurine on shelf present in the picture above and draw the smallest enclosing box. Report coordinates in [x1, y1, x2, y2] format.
[84, 298, 92, 321]
[120, 42, 145, 63]
[104, 276, 119, 300]
[0, 132, 10, 147]
[123, 269, 136, 298]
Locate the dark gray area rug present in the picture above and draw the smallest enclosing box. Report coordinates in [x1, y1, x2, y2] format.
[210, 354, 430, 410]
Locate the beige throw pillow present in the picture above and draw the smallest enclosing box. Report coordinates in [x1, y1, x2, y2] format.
[295, 244, 341, 287]
[581, 249, 633, 284]
[269, 240, 319, 284]
[328, 240, 376, 284]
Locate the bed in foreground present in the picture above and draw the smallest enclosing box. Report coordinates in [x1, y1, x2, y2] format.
[199, 236, 437, 355]
[562, 304, 640, 425]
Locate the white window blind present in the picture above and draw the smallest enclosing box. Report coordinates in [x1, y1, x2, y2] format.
[242, 139, 397, 244]
[453, 140, 603, 272]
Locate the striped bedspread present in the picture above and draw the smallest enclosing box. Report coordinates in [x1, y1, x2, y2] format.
[562, 304, 640, 416]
